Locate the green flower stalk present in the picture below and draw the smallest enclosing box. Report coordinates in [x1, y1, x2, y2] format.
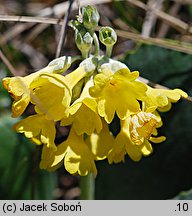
[99, 26, 117, 57]
[80, 173, 95, 200]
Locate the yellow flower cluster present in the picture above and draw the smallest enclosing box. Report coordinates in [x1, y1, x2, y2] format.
[2, 57, 187, 176]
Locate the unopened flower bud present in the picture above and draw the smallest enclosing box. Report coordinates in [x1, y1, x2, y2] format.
[82, 5, 100, 34]
[75, 30, 93, 58]
[76, 31, 93, 51]
[99, 26, 117, 46]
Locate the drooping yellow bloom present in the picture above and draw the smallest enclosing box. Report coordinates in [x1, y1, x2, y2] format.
[1, 59, 84, 119]
[89, 68, 148, 123]
[40, 127, 97, 176]
[30, 66, 88, 121]
[30, 73, 71, 121]
[108, 117, 144, 163]
[130, 111, 158, 145]
[61, 102, 102, 135]
[1, 56, 73, 118]
[14, 114, 56, 150]
[145, 86, 188, 112]
[108, 111, 166, 163]
[2, 71, 41, 118]
[86, 120, 114, 160]
[61, 79, 102, 135]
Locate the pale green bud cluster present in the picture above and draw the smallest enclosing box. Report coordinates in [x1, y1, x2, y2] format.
[82, 5, 100, 34]
[70, 5, 117, 59]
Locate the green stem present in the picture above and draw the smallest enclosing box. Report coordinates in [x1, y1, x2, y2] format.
[106, 45, 113, 58]
[81, 50, 89, 60]
[71, 55, 82, 63]
[93, 33, 100, 57]
[80, 173, 95, 200]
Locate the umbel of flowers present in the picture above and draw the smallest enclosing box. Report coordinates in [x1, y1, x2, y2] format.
[2, 5, 187, 176]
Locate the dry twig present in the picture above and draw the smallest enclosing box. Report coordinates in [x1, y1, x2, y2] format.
[113, 29, 192, 54]
[0, 15, 65, 25]
[157, 2, 181, 38]
[0, 49, 17, 76]
[142, 0, 165, 37]
[126, 0, 192, 34]
[56, 0, 75, 58]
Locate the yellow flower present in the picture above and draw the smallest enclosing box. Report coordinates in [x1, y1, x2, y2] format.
[14, 114, 56, 150]
[89, 68, 147, 123]
[30, 66, 88, 121]
[145, 86, 188, 112]
[86, 120, 114, 160]
[2, 59, 84, 119]
[61, 102, 102, 135]
[108, 140, 126, 164]
[108, 118, 142, 163]
[130, 111, 158, 145]
[30, 73, 71, 121]
[61, 79, 102, 135]
[2, 72, 41, 118]
[108, 111, 166, 163]
[40, 145, 60, 171]
[40, 128, 97, 176]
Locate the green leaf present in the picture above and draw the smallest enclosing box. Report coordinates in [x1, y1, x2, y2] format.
[173, 188, 192, 200]
[123, 45, 192, 87]
[0, 113, 57, 199]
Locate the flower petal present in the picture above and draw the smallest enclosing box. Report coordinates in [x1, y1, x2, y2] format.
[50, 129, 97, 176]
[149, 136, 166, 143]
[14, 114, 56, 149]
[86, 120, 114, 160]
[72, 103, 102, 135]
[2, 73, 40, 117]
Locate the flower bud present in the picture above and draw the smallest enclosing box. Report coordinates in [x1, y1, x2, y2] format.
[99, 26, 117, 46]
[82, 5, 100, 33]
[75, 31, 93, 56]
